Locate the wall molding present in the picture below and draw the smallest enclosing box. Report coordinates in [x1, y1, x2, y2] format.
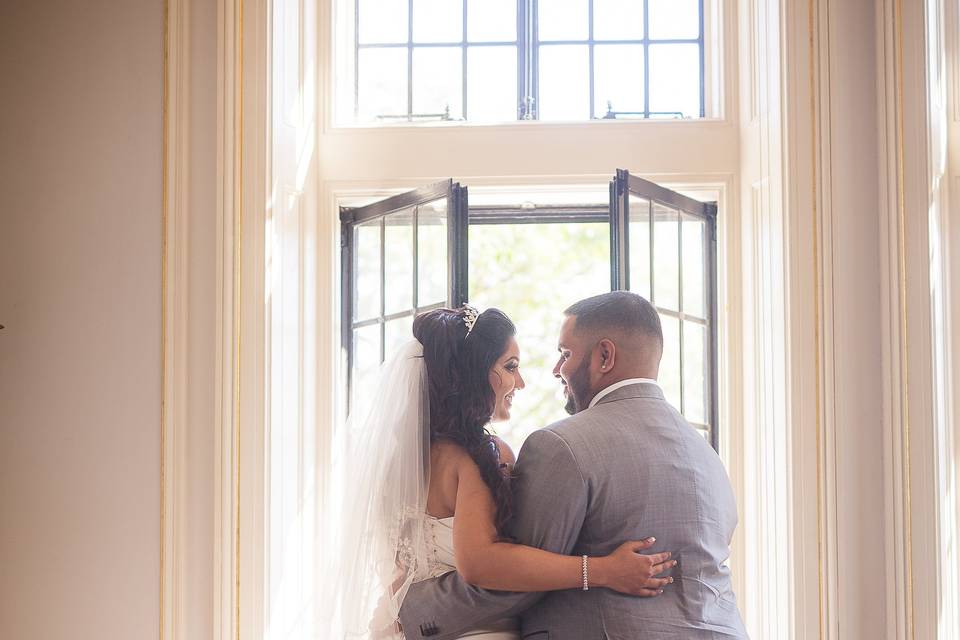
[161, 0, 191, 637]
[875, 0, 957, 637]
[213, 0, 270, 638]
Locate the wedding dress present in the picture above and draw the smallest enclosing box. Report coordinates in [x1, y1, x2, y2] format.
[421, 516, 520, 640]
[322, 340, 519, 640]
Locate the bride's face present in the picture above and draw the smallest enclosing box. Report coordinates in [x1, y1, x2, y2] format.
[488, 336, 525, 422]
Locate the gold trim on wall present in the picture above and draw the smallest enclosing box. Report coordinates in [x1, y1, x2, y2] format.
[893, 0, 915, 636]
[160, 0, 170, 637]
[234, 0, 244, 637]
[807, 0, 826, 635]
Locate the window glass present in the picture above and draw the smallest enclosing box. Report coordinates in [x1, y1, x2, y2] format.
[652, 202, 680, 311]
[413, 0, 463, 43]
[357, 48, 408, 120]
[659, 313, 681, 410]
[683, 320, 708, 424]
[681, 214, 706, 318]
[358, 0, 408, 44]
[647, 0, 699, 40]
[648, 44, 700, 118]
[628, 195, 651, 300]
[594, 44, 645, 118]
[383, 208, 414, 315]
[538, 45, 590, 121]
[354, 221, 381, 321]
[468, 0, 516, 42]
[538, 0, 589, 41]
[467, 47, 517, 120]
[347, 0, 706, 122]
[417, 200, 448, 307]
[593, 0, 644, 41]
[412, 47, 463, 119]
[385, 314, 415, 357]
[351, 323, 382, 416]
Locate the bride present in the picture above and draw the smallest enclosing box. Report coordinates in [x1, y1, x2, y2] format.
[324, 306, 674, 639]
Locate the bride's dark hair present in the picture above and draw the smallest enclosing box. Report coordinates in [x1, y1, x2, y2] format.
[412, 306, 515, 534]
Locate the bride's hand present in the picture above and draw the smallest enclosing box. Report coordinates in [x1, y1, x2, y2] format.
[592, 539, 676, 596]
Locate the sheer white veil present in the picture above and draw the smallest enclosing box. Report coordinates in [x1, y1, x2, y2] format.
[320, 339, 432, 639]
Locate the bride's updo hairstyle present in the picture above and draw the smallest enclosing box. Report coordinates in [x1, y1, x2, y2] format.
[412, 306, 515, 534]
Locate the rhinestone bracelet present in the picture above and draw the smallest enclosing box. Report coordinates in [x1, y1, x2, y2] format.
[581, 555, 589, 591]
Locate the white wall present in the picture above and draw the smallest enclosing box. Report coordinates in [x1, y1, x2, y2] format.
[0, 1, 163, 638]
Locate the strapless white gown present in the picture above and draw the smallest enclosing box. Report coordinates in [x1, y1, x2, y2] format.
[419, 516, 520, 640]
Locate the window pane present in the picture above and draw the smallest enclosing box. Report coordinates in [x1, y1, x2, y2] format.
[359, 0, 409, 44]
[412, 47, 463, 118]
[351, 323, 382, 418]
[681, 214, 706, 318]
[648, 43, 700, 118]
[468, 0, 516, 42]
[652, 202, 679, 310]
[467, 46, 517, 121]
[413, 0, 463, 43]
[358, 48, 408, 120]
[593, 0, 644, 41]
[469, 222, 610, 451]
[648, 0, 700, 40]
[538, 45, 590, 120]
[683, 321, 707, 424]
[417, 199, 448, 306]
[385, 314, 415, 358]
[537, 0, 588, 41]
[384, 208, 414, 315]
[594, 44, 644, 118]
[659, 313, 681, 410]
[628, 195, 651, 300]
[354, 221, 381, 321]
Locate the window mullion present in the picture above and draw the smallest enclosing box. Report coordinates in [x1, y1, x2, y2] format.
[643, 0, 650, 118]
[407, 0, 414, 118]
[515, 0, 521, 118]
[462, 0, 468, 120]
[588, 0, 595, 120]
[530, 0, 538, 119]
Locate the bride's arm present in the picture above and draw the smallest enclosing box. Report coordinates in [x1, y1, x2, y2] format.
[451, 444, 674, 595]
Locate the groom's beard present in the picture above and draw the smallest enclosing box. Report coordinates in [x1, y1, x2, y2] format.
[564, 356, 592, 415]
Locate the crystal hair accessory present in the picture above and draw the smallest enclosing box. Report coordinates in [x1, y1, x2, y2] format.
[462, 305, 480, 337]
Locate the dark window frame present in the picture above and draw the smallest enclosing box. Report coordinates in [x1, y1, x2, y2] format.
[340, 172, 719, 449]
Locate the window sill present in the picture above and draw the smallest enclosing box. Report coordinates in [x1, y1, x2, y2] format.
[323, 116, 733, 135]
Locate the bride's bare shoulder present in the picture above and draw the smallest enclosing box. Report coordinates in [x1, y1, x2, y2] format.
[430, 439, 471, 466]
[431, 437, 515, 469]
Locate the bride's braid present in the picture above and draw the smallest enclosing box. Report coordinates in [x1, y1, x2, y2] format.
[412, 307, 515, 535]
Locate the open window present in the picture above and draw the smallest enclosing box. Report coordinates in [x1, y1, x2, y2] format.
[611, 169, 718, 447]
[341, 171, 717, 449]
[340, 179, 469, 417]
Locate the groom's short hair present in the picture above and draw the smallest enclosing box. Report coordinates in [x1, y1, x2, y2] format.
[564, 291, 663, 348]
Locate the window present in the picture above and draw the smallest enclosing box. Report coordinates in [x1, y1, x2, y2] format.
[340, 0, 707, 124]
[340, 170, 718, 450]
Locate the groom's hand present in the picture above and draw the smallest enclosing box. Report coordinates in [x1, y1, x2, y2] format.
[592, 539, 677, 596]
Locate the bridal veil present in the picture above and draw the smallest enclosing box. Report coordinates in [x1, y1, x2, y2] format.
[320, 340, 432, 639]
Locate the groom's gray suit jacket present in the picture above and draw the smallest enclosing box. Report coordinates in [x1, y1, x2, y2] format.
[398, 382, 747, 640]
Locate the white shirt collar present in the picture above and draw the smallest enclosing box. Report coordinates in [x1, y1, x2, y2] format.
[588, 378, 660, 409]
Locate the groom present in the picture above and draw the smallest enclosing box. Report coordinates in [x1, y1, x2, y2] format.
[398, 291, 747, 639]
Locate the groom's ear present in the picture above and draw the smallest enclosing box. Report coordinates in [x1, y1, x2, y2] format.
[597, 338, 616, 372]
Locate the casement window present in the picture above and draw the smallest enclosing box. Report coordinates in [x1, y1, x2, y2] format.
[340, 171, 718, 449]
